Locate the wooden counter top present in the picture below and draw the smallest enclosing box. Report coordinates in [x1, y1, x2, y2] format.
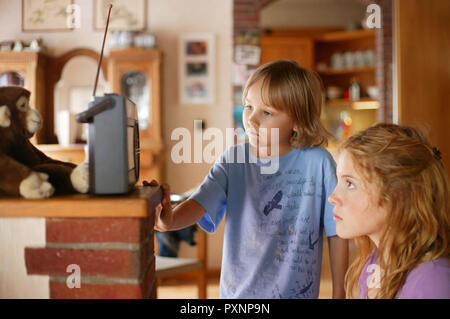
[0, 186, 162, 218]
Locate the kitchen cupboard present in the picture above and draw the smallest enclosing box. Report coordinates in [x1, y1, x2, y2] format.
[314, 29, 378, 144]
[260, 36, 314, 69]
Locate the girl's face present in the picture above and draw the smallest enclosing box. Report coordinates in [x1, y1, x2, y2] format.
[243, 79, 295, 157]
[328, 150, 387, 246]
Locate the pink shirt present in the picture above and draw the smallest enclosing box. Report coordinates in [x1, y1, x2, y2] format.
[358, 253, 450, 299]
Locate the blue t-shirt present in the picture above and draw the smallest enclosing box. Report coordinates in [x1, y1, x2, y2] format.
[189, 143, 337, 298]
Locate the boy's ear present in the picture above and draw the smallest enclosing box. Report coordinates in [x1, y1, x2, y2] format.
[0, 105, 11, 127]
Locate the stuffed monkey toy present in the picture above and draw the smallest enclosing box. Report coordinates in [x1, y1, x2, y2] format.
[0, 86, 88, 198]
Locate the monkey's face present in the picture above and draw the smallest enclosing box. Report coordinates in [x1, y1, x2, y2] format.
[0, 87, 42, 139]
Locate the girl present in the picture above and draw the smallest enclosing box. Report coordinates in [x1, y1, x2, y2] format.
[328, 123, 450, 298]
[151, 60, 348, 298]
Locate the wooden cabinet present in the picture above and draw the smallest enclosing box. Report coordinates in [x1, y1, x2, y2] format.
[107, 48, 164, 183]
[315, 29, 377, 99]
[0, 51, 48, 143]
[260, 36, 314, 69]
[314, 29, 378, 143]
[259, 28, 342, 69]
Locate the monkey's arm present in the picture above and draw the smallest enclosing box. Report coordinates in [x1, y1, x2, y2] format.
[0, 153, 54, 198]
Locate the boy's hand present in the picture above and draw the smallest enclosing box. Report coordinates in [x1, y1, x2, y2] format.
[142, 180, 159, 187]
[143, 179, 173, 231]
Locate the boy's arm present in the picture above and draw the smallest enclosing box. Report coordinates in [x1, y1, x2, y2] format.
[150, 181, 205, 232]
[157, 198, 205, 231]
[328, 235, 348, 299]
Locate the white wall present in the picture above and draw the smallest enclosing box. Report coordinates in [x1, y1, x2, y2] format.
[0, 0, 232, 297]
[149, 0, 231, 273]
[0, 0, 106, 56]
[0, 218, 48, 298]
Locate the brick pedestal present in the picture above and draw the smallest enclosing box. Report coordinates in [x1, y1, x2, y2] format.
[25, 217, 156, 298]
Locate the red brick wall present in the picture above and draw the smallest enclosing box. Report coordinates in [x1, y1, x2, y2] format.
[25, 218, 156, 299]
[233, 0, 278, 110]
[360, 0, 394, 122]
[233, 0, 278, 43]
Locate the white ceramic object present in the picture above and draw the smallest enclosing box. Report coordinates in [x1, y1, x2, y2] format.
[344, 51, 355, 68]
[331, 53, 344, 69]
[326, 86, 343, 99]
[366, 86, 379, 98]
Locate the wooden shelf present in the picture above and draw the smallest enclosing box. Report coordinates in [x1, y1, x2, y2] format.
[315, 29, 376, 42]
[317, 66, 375, 75]
[325, 98, 379, 110]
[0, 186, 162, 218]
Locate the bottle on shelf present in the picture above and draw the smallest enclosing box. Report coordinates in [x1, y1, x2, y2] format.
[349, 77, 360, 101]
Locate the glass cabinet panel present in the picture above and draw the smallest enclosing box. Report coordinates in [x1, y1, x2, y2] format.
[0, 71, 25, 87]
[121, 71, 150, 130]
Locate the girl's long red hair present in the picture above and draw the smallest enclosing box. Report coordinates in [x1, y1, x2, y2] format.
[341, 123, 450, 298]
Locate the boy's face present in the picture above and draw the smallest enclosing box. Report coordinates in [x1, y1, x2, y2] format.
[328, 150, 387, 246]
[243, 79, 295, 157]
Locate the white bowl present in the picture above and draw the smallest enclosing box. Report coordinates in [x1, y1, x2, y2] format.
[366, 86, 379, 99]
[327, 86, 343, 99]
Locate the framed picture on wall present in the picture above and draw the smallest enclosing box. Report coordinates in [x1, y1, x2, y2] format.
[179, 33, 215, 105]
[94, 0, 146, 31]
[22, 0, 74, 31]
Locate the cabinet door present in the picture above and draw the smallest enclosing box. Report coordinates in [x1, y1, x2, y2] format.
[260, 36, 314, 69]
[121, 69, 151, 132]
[0, 52, 48, 143]
[0, 70, 25, 86]
[112, 60, 162, 143]
[395, 0, 450, 176]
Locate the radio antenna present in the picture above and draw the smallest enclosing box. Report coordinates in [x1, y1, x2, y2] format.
[93, 3, 112, 97]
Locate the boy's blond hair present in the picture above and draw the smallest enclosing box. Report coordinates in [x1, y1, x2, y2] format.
[243, 60, 331, 148]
